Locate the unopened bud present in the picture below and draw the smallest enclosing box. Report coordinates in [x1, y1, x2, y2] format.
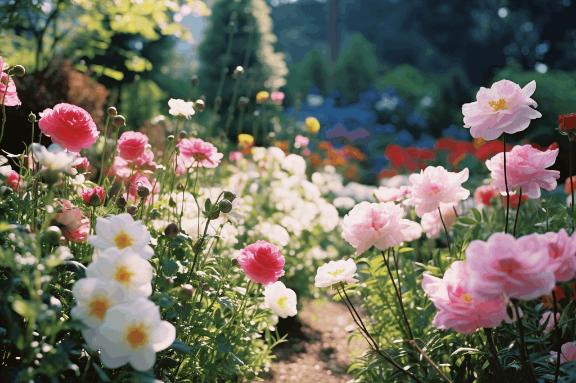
[191, 75, 199, 87]
[11, 65, 26, 78]
[27, 113, 36, 123]
[42, 226, 62, 245]
[116, 196, 127, 210]
[238, 97, 249, 109]
[233, 65, 245, 79]
[223, 191, 237, 202]
[164, 223, 179, 238]
[218, 199, 233, 213]
[193, 99, 205, 112]
[127, 205, 138, 216]
[137, 186, 150, 199]
[112, 115, 126, 127]
[107, 106, 118, 117]
[178, 131, 187, 140]
[180, 283, 194, 297]
[167, 135, 175, 142]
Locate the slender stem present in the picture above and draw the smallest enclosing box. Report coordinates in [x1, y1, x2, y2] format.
[512, 188, 523, 236]
[438, 207, 452, 255]
[382, 250, 413, 339]
[0, 83, 8, 145]
[483, 328, 503, 375]
[570, 139, 575, 233]
[503, 136, 511, 233]
[407, 340, 452, 383]
[552, 291, 561, 383]
[512, 300, 536, 383]
[97, 115, 111, 185]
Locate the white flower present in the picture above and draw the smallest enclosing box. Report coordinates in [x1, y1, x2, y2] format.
[333, 196, 355, 210]
[86, 248, 153, 300]
[96, 298, 176, 371]
[168, 98, 195, 119]
[318, 200, 339, 232]
[314, 259, 358, 288]
[89, 213, 154, 259]
[71, 278, 124, 328]
[264, 281, 298, 318]
[252, 222, 290, 247]
[31, 143, 76, 173]
[282, 154, 306, 176]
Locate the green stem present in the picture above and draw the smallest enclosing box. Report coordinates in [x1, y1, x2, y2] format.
[503, 136, 511, 233]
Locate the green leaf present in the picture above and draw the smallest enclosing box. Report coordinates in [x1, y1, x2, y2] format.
[162, 259, 179, 276]
[12, 299, 36, 320]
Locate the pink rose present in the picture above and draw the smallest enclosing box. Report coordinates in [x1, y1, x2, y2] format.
[486, 144, 560, 199]
[466, 233, 555, 300]
[551, 342, 576, 364]
[408, 166, 469, 217]
[38, 103, 99, 152]
[0, 57, 21, 107]
[117, 131, 149, 161]
[237, 240, 285, 285]
[81, 186, 106, 206]
[177, 138, 223, 170]
[536, 230, 576, 282]
[342, 201, 422, 255]
[462, 79, 541, 140]
[422, 261, 508, 334]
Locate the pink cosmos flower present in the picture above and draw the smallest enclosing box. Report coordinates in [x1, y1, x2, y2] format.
[422, 261, 508, 334]
[462, 79, 541, 140]
[551, 342, 576, 364]
[421, 204, 458, 239]
[177, 138, 223, 170]
[342, 201, 422, 255]
[474, 184, 498, 207]
[374, 186, 411, 203]
[466, 233, 555, 300]
[536, 230, 576, 282]
[486, 144, 560, 199]
[408, 166, 470, 217]
[294, 135, 309, 149]
[0, 57, 21, 106]
[539, 310, 560, 334]
[271, 91, 285, 105]
[237, 240, 285, 285]
[117, 131, 149, 161]
[38, 103, 99, 152]
[81, 186, 106, 206]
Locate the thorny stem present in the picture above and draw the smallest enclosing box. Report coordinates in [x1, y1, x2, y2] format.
[512, 188, 523, 236]
[503, 136, 511, 233]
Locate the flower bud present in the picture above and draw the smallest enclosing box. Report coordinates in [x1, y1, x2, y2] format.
[150, 209, 161, 219]
[27, 112, 37, 123]
[116, 196, 127, 210]
[180, 283, 194, 297]
[223, 191, 236, 202]
[178, 131, 187, 140]
[112, 115, 126, 127]
[137, 185, 150, 199]
[233, 65, 245, 79]
[127, 205, 138, 216]
[193, 99, 205, 112]
[42, 226, 62, 245]
[218, 199, 233, 213]
[11, 65, 26, 78]
[191, 75, 199, 87]
[167, 135, 175, 142]
[164, 223, 179, 238]
[107, 106, 118, 117]
[0, 185, 12, 197]
[238, 96, 249, 109]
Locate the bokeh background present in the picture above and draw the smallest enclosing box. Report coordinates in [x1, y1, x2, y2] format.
[3, 0, 576, 183]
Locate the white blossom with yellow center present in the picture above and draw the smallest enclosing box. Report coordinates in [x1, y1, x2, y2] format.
[88, 213, 154, 259]
[314, 259, 358, 288]
[86, 248, 153, 300]
[264, 281, 297, 318]
[96, 299, 176, 371]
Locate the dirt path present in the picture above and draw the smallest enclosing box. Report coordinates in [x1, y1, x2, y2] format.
[261, 299, 366, 383]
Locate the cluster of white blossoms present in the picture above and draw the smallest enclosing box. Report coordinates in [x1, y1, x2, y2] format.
[72, 213, 175, 371]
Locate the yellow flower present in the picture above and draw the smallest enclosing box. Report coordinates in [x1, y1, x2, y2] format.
[238, 133, 254, 147]
[255, 91, 270, 104]
[305, 117, 320, 134]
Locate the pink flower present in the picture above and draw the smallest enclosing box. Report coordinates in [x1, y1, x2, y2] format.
[117, 131, 149, 161]
[539, 310, 560, 334]
[38, 103, 99, 152]
[237, 240, 285, 285]
[108, 156, 132, 179]
[0, 57, 21, 106]
[474, 184, 498, 207]
[177, 138, 223, 170]
[551, 342, 576, 364]
[408, 166, 469, 217]
[421, 204, 458, 239]
[53, 200, 89, 243]
[5, 170, 20, 190]
[462, 79, 541, 140]
[64, 222, 90, 243]
[126, 173, 154, 202]
[536, 230, 576, 282]
[374, 186, 411, 203]
[229, 151, 243, 162]
[486, 144, 560, 199]
[271, 91, 285, 105]
[81, 186, 106, 206]
[342, 201, 422, 255]
[422, 261, 508, 334]
[73, 156, 91, 173]
[294, 135, 309, 149]
[466, 233, 555, 300]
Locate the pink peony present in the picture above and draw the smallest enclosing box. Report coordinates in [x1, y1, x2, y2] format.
[271, 91, 285, 105]
[408, 166, 469, 217]
[117, 131, 149, 161]
[422, 261, 508, 334]
[474, 184, 498, 207]
[466, 233, 555, 300]
[237, 240, 285, 285]
[551, 342, 576, 364]
[5, 170, 20, 190]
[374, 186, 411, 203]
[342, 201, 422, 255]
[38, 103, 99, 152]
[486, 144, 559, 199]
[177, 138, 223, 170]
[108, 156, 132, 179]
[539, 310, 560, 334]
[536, 230, 576, 282]
[294, 135, 309, 149]
[421, 204, 458, 239]
[0, 57, 21, 106]
[462, 79, 541, 140]
[81, 186, 106, 206]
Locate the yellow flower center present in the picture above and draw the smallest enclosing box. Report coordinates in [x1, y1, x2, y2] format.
[114, 230, 134, 249]
[277, 296, 288, 310]
[125, 323, 149, 350]
[462, 294, 473, 304]
[328, 268, 344, 277]
[114, 264, 134, 285]
[488, 98, 507, 112]
[88, 296, 110, 320]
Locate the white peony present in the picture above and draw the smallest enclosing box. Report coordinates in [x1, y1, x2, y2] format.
[264, 281, 298, 318]
[168, 98, 195, 119]
[314, 259, 358, 288]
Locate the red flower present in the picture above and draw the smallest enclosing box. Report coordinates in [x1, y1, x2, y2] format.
[474, 140, 511, 162]
[385, 145, 435, 171]
[559, 113, 576, 135]
[81, 186, 106, 206]
[435, 138, 474, 166]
